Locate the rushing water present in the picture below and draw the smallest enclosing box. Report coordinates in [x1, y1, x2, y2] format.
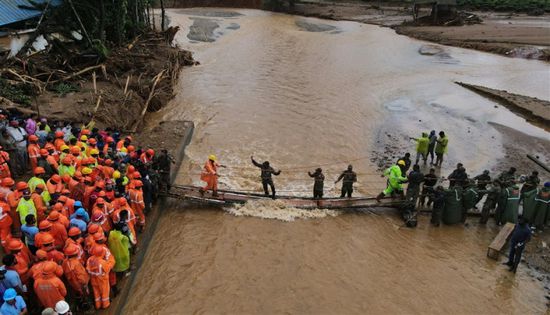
[124, 9, 550, 314]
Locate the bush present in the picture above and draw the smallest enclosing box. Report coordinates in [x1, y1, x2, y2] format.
[0, 79, 33, 106]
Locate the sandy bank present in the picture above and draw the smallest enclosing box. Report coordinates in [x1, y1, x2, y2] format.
[288, 1, 550, 61]
[456, 82, 550, 132]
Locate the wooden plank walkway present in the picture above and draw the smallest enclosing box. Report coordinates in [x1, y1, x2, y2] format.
[487, 222, 516, 260]
[165, 184, 405, 210]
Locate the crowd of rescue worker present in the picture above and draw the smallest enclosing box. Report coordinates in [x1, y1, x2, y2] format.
[199, 130, 548, 274]
[0, 112, 174, 314]
[376, 131, 547, 274]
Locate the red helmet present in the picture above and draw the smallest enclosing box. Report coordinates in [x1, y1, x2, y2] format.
[70, 146, 80, 155]
[7, 239, 24, 251]
[68, 227, 81, 237]
[92, 245, 105, 257]
[33, 167, 45, 175]
[132, 171, 141, 179]
[127, 165, 135, 174]
[47, 210, 60, 221]
[93, 232, 105, 242]
[41, 233, 54, 246]
[28, 135, 38, 142]
[61, 175, 71, 184]
[81, 129, 91, 136]
[1, 178, 15, 187]
[62, 156, 72, 165]
[16, 182, 28, 191]
[39, 220, 53, 230]
[127, 145, 135, 152]
[88, 138, 97, 145]
[146, 149, 155, 156]
[54, 131, 64, 138]
[106, 136, 114, 143]
[39, 149, 49, 156]
[64, 243, 79, 256]
[133, 180, 143, 188]
[87, 224, 100, 235]
[50, 174, 61, 183]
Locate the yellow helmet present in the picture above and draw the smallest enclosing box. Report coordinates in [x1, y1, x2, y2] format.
[113, 170, 121, 179]
[81, 167, 92, 175]
[397, 160, 406, 166]
[90, 149, 99, 155]
[120, 147, 128, 153]
[80, 135, 88, 141]
[60, 145, 70, 152]
[208, 154, 217, 161]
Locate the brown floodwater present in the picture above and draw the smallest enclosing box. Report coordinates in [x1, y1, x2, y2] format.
[124, 8, 550, 314]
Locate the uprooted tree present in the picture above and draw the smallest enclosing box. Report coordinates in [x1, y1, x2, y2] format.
[0, 0, 197, 131]
[15, 0, 166, 59]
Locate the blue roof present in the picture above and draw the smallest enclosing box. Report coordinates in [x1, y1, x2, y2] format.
[0, 0, 62, 28]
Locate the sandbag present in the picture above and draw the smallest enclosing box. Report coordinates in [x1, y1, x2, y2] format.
[443, 187, 463, 225]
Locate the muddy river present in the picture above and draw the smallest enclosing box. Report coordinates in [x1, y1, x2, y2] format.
[124, 9, 550, 314]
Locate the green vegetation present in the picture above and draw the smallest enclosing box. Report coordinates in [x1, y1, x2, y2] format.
[52, 82, 79, 97]
[0, 79, 33, 106]
[23, 0, 163, 59]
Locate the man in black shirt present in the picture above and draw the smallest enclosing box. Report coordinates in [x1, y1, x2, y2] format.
[153, 149, 175, 192]
[335, 165, 357, 198]
[251, 156, 281, 199]
[448, 163, 468, 188]
[406, 164, 424, 206]
[420, 168, 438, 207]
[308, 168, 325, 199]
[505, 216, 531, 273]
[473, 170, 491, 206]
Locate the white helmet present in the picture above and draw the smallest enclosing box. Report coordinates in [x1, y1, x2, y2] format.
[55, 300, 70, 314]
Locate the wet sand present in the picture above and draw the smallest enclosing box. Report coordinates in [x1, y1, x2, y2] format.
[456, 82, 550, 132]
[289, 1, 550, 61]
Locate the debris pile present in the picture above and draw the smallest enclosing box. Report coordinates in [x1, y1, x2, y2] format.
[0, 27, 197, 130]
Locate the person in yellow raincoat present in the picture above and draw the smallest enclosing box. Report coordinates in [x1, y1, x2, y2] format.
[108, 223, 131, 274]
[200, 155, 226, 197]
[376, 160, 408, 202]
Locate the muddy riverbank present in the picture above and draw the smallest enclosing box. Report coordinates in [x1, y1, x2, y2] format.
[288, 0, 550, 61]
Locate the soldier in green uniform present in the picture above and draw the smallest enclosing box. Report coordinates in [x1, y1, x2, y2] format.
[480, 182, 501, 224]
[308, 168, 325, 199]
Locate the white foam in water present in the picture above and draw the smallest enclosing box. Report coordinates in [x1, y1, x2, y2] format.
[226, 199, 341, 222]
